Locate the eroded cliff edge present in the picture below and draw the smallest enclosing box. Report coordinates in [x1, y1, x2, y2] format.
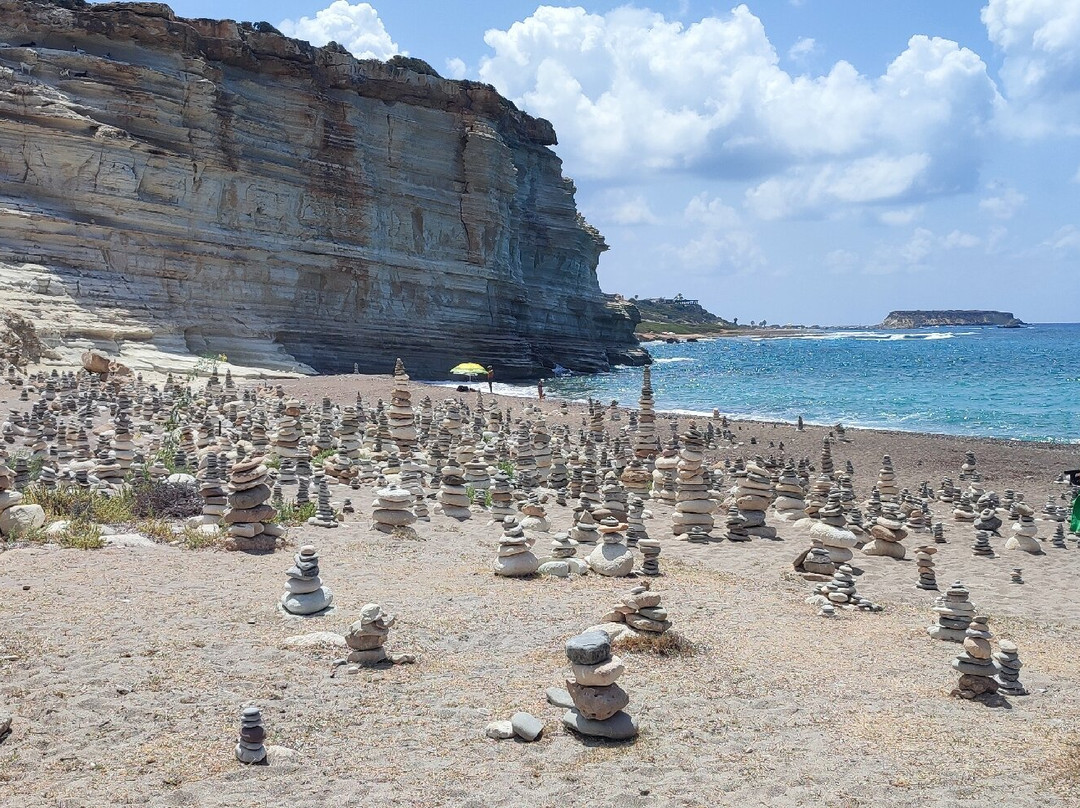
[0, 0, 646, 378]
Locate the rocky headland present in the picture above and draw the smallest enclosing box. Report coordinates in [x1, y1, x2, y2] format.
[880, 310, 1026, 329]
[0, 0, 645, 378]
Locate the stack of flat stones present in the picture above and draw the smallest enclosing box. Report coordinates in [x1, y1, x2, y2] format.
[950, 616, 998, 700]
[604, 584, 671, 634]
[959, 451, 978, 480]
[733, 460, 775, 538]
[953, 495, 976, 522]
[436, 460, 472, 520]
[489, 472, 515, 522]
[651, 443, 679, 505]
[223, 456, 280, 552]
[569, 508, 599, 545]
[638, 538, 661, 575]
[928, 581, 976, 641]
[306, 472, 338, 528]
[724, 505, 750, 542]
[561, 630, 638, 740]
[280, 545, 334, 615]
[587, 517, 635, 577]
[974, 507, 1002, 535]
[193, 452, 226, 530]
[914, 545, 938, 590]
[772, 461, 806, 521]
[493, 516, 539, 577]
[538, 533, 588, 577]
[1052, 523, 1067, 548]
[235, 706, 267, 765]
[620, 459, 651, 497]
[518, 495, 550, 533]
[933, 522, 946, 543]
[813, 564, 882, 611]
[672, 425, 715, 536]
[344, 603, 415, 671]
[625, 495, 647, 547]
[387, 360, 418, 451]
[862, 503, 907, 559]
[1005, 512, 1041, 553]
[876, 455, 900, 500]
[972, 529, 996, 557]
[371, 486, 416, 533]
[993, 640, 1027, 695]
[795, 539, 835, 579]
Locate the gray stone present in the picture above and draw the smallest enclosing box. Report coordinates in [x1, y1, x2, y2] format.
[511, 712, 544, 742]
[561, 708, 639, 740]
[0, 504, 45, 537]
[280, 588, 333, 615]
[545, 687, 574, 708]
[565, 630, 611, 665]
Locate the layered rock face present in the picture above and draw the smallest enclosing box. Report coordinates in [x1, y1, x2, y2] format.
[0, 0, 645, 378]
[880, 311, 1024, 329]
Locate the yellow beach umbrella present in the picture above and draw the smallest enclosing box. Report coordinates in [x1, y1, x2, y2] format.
[450, 362, 487, 378]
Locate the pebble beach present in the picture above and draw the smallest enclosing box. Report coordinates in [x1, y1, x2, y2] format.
[2, 369, 1080, 808]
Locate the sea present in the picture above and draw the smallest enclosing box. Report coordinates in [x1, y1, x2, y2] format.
[480, 324, 1080, 444]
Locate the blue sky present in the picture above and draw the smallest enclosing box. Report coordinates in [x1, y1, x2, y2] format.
[156, 1, 1078, 325]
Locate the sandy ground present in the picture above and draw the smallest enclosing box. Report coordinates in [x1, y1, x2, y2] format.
[2, 373, 1079, 807]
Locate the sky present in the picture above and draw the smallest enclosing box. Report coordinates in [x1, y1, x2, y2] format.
[144, 1, 1079, 325]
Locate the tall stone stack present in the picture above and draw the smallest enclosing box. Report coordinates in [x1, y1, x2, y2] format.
[435, 459, 472, 520]
[950, 616, 998, 700]
[235, 707, 267, 765]
[876, 455, 900, 501]
[489, 472, 515, 522]
[387, 359, 418, 452]
[914, 545, 938, 590]
[599, 471, 628, 523]
[959, 451, 978, 481]
[223, 456, 281, 552]
[862, 502, 908, 559]
[632, 366, 659, 460]
[531, 418, 553, 486]
[772, 460, 806, 521]
[820, 437, 835, 479]
[193, 451, 227, 529]
[734, 459, 775, 538]
[993, 640, 1027, 695]
[672, 424, 715, 536]
[272, 400, 303, 461]
[561, 630, 639, 740]
[371, 486, 417, 533]
[512, 422, 538, 490]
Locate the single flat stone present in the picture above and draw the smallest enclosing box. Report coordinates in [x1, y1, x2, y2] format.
[565, 630, 611, 666]
[561, 708, 639, 740]
[546, 687, 574, 708]
[484, 720, 515, 740]
[511, 712, 544, 742]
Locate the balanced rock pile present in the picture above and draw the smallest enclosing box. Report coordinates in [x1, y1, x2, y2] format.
[603, 584, 671, 635]
[561, 630, 639, 740]
[586, 517, 635, 577]
[1005, 512, 1042, 554]
[732, 459, 775, 538]
[950, 615, 998, 700]
[0, 460, 44, 537]
[371, 486, 416, 533]
[928, 581, 977, 642]
[343, 603, 416, 670]
[493, 516, 539, 577]
[772, 461, 806, 521]
[914, 545, 938, 590]
[672, 424, 715, 535]
[538, 533, 588, 578]
[862, 503, 907, 559]
[812, 564, 883, 611]
[280, 545, 334, 615]
[223, 456, 281, 552]
[993, 640, 1027, 696]
[235, 706, 267, 765]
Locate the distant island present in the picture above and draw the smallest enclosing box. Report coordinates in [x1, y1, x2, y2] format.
[880, 310, 1026, 328]
[612, 295, 812, 342]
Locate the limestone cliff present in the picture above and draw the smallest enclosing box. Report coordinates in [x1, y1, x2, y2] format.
[0, 0, 646, 378]
[880, 310, 1025, 329]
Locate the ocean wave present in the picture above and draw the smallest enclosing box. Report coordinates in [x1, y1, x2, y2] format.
[653, 357, 695, 364]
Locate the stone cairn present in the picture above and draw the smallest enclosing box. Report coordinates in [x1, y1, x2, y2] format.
[638, 538, 661, 575]
[959, 451, 978, 481]
[587, 517, 635, 577]
[993, 640, 1027, 696]
[928, 581, 976, 642]
[518, 494, 550, 534]
[489, 472, 515, 522]
[813, 563, 882, 611]
[862, 502, 908, 559]
[569, 507, 599, 545]
[974, 506, 1002, 535]
[651, 441, 679, 504]
[625, 494, 647, 548]
[950, 616, 998, 700]
[538, 533, 588, 578]
[732, 458, 775, 538]
[561, 630, 638, 740]
[193, 451, 226, 531]
[673, 424, 715, 536]
[371, 485, 416, 533]
[1010, 567, 1023, 584]
[1052, 523, 1067, 549]
[876, 455, 900, 500]
[914, 545, 938, 590]
[0, 460, 44, 538]
[933, 522, 946, 543]
[972, 529, 996, 557]
[493, 516, 539, 577]
[235, 706, 267, 765]
[772, 460, 806, 521]
[1005, 511, 1041, 554]
[794, 539, 836, 579]
[306, 471, 338, 528]
[223, 456, 281, 552]
[604, 583, 671, 635]
[343, 603, 415, 671]
[435, 459, 472, 520]
[280, 545, 334, 615]
[387, 359, 418, 451]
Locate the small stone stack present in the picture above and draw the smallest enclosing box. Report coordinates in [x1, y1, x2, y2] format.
[587, 517, 635, 577]
[306, 472, 338, 528]
[1052, 523, 1067, 548]
[518, 495, 550, 534]
[772, 461, 806, 521]
[813, 563, 882, 611]
[625, 494, 648, 548]
[489, 472, 515, 522]
[733, 459, 775, 538]
[950, 616, 998, 700]
[387, 360, 418, 451]
[959, 451, 978, 481]
[344, 603, 415, 670]
[223, 456, 280, 552]
[794, 539, 835, 578]
[538, 533, 588, 578]
[493, 516, 539, 577]
[436, 459, 472, 520]
[672, 424, 715, 536]
[561, 630, 638, 740]
[862, 503, 908, 559]
[953, 494, 976, 522]
[569, 507, 599, 545]
[933, 522, 946, 543]
[620, 458, 651, 497]
[605, 584, 671, 634]
[915, 545, 938, 590]
[928, 581, 977, 642]
[975, 507, 1002, 534]
[993, 640, 1027, 696]
[599, 471, 628, 523]
[819, 437, 835, 479]
[280, 545, 334, 615]
[724, 505, 750, 542]
[972, 530, 996, 557]
[235, 706, 267, 765]
[1005, 512, 1041, 553]
[1010, 567, 1024, 584]
[371, 486, 417, 533]
[638, 538, 661, 575]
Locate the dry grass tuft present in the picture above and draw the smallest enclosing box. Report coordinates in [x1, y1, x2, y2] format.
[616, 628, 697, 657]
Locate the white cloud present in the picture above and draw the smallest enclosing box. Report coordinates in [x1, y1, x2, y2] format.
[878, 206, 923, 226]
[445, 57, 467, 80]
[278, 1, 400, 61]
[982, 0, 1080, 134]
[825, 248, 858, 274]
[942, 229, 981, 248]
[675, 193, 763, 272]
[788, 37, 817, 61]
[1044, 224, 1080, 252]
[1073, 165, 1080, 183]
[979, 184, 1026, 218]
[609, 194, 660, 225]
[480, 7, 999, 220]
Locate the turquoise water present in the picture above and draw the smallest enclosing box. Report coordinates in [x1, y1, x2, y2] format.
[535, 324, 1080, 443]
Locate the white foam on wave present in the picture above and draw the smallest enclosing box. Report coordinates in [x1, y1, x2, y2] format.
[653, 357, 695, 364]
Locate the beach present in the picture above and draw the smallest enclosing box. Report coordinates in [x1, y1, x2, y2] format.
[2, 372, 1079, 808]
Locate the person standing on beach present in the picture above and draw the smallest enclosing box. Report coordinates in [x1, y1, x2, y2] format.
[537, 378, 545, 400]
[486, 365, 494, 393]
